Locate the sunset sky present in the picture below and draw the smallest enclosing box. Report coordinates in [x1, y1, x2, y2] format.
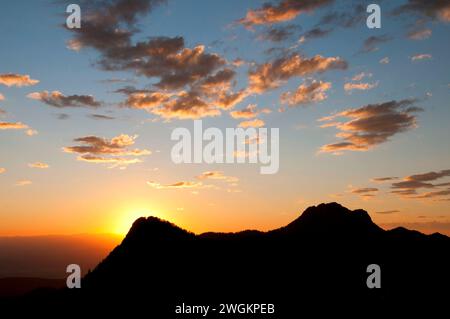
[1, 0, 449, 237]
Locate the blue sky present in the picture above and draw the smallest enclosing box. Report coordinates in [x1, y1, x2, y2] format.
[0, 0, 449, 236]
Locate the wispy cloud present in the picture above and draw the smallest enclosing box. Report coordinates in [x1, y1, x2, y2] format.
[28, 91, 102, 108]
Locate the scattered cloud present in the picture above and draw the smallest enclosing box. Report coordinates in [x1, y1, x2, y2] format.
[28, 162, 49, 169]
[375, 210, 399, 214]
[371, 176, 399, 182]
[63, 134, 150, 168]
[248, 53, 347, 93]
[0, 93, 4, 100]
[27, 91, 102, 108]
[89, 114, 115, 120]
[238, 118, 265, 128]
[393, 0, 450, 23]
[361, 35, 392, 53]
[26, 129, 38, 136]
[411, 53, 432, 61]
[259, 24, 300, 42]
[379, 57, 390, 64]
[281, 80, 331, 106]
[0, 73, 39, 87]
[319, 99, 422, 153]
[344, 81, 378, 92]
[390, 169, 450, 200]
[147, 180, 207, 190]
[196, 171, 239, 183]
[350, 187, 378, 198]
[0, 121, 28, 130]
[238, 0, 333, 27]
[230, 104, 270, 119]
[408, 27, 432, 40]
[0, 168, 5, 174]
[66, 0, 246, 120]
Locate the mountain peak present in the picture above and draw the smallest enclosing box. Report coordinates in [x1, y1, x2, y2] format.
[277, 202, 383, 237]
[122, 216, 194, 245]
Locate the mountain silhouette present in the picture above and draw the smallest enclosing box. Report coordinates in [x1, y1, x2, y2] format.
[3, 203, 449, 316]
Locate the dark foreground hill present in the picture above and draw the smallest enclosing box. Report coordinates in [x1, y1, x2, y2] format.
[3, 203, 450, 316]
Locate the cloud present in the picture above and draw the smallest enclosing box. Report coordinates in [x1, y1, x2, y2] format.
[374, 210, 399, 214]
[361, 35, 392, 53]
[0, 73, 39, 87]
[28, 162, 49, 169]
[300, 27, 332, 41]
[0, 121, 28, 130]
[248, 53, 347, 93]
[238, 0, 333, 27]
[319, 99, 422, 153]
[26, 129, 38, 136]
[259, 24, 300, 42]
[55, 113, 70, 120]
[146, 180, 206, 190]
[408, 28, 432, 40]
[281, 80, 331, 106]
[89, 114, 115, 120]
[411, 53, 432, 61]
[63, 134, 150, 168]
[390, 169, 450, 200]
[230, 103, 270, 119]
[0, 168, 5, 174]
[0, 93, 4, 100]
[379, 57, 390, 64]
[16, 180, 32, 186]
[344, 81, 378, 92]
[196, 171, 239, 183]
[371, 176, 399, 182]
[393, 0, 450, 23]
[238, 118, 265, 128]
[351, 187, 379, 194]
[67, 0, 245, 120]
[27, 91, 102, 108]
[0, 121, 37, 136]
[350, 187, 378, 198]
[351, 72, 372, 81]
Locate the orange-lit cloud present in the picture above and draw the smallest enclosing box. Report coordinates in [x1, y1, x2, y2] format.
[248, 53, 346, 93]
[147, 181, 206, 190]
[238, 118, 265, 128]
[281, 80, 331, 106]
[196, 171, 239, 183]
[28, 91, 102, 108]
[28, 162, 49, 169]
[0, 121, 28, 130]
[319, 99, 422, 153]
[64, 134, 150, 168]
[344, 81, 378, 92]
[0, 168, 5, 174]
[230, 104, 270, 119]
[0, 73, 39, 87]
[238, 0, 333, 27]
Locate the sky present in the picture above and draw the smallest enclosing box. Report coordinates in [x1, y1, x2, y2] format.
[0, 0, 449, 236]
